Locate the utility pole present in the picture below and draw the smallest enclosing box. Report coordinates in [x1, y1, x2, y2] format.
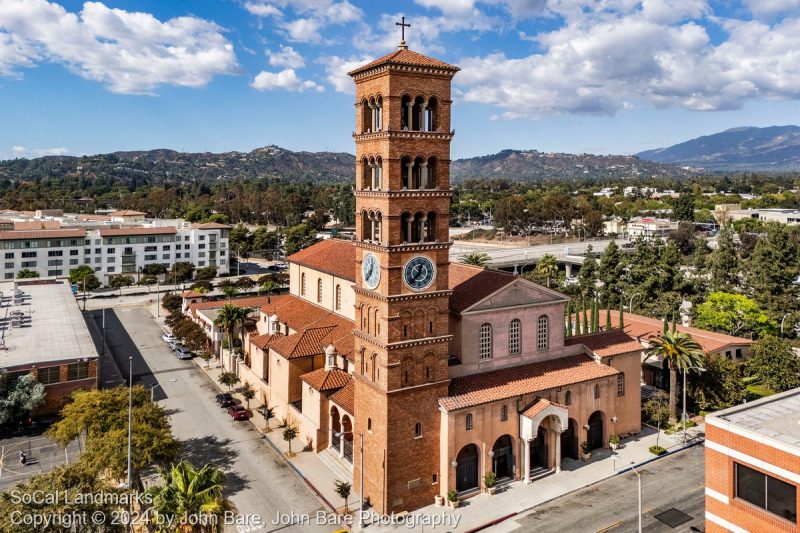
[683, 366, 705, 445]
[127, 356, 133, 489]
[156, 278, 160, 317]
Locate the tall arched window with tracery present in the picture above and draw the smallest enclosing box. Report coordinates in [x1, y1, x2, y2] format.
[479, 323, 493, 360]
[509, 319, 521, 355]
[537, 315, 549, 350]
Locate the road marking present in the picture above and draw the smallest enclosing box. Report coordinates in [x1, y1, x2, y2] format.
[596, 521, 621, 532]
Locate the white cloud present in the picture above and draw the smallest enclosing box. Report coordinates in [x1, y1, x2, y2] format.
[0, 0, 238, 94]
[742, 0, 800, 19]
[250, 68, 322, 91]
[456, 3, 800, 118]
[244, 0, 363, 43]
[285, 17, 323, 42]
[267, 45, 305, 68]
[414, 0, 547, 19]
[10, 146, 69, 158]
[320, 54, 373, 93]
[244, 2, 282, 18]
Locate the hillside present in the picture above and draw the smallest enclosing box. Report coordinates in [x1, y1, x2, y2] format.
[0, 145, 699, 186]
[450, 149, 697, 181]
[637, 125, 800, 171]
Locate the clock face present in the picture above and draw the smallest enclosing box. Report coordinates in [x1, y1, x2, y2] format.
[362, 252, 380, 289]
[403, 256, 436, 291]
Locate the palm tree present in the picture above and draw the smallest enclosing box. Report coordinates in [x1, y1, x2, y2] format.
[259, 404, 275, 432]
[214, 303, 248, 359]
[643, 330, 704, 424]
[283, 426, 298, 457]
[221, 284, 239, 301]
[147, 460, 232, 533]
[460, 252, 491, 267]
[258, 280, 279, 299]
[535, 254, 558, 288]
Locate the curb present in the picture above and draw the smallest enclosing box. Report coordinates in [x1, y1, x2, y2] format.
[461, 438, 705, 533]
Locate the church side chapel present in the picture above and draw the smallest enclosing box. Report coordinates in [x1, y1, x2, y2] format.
[217, 23, 643, 516]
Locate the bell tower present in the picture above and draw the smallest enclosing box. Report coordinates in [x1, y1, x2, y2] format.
[349, 37, 459, 514]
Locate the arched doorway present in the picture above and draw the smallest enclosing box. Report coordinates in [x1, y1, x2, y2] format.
[561, 418, 579, 460]
[530, 426, 548, 469]
[492, 435, 514, 480]
[588, 411, 604, 450]
[455, 444, 479, 492]
[341, 415, 353, 463]
[330, 406, 341, 450]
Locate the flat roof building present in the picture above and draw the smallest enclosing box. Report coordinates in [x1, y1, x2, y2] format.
[706, 389, 800, 532]
[0, 280, 99, 413]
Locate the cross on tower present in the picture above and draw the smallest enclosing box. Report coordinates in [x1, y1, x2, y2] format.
[396, 16, 411, 42]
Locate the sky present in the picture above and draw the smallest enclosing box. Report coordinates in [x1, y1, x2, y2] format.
[1, 0, 800, 160]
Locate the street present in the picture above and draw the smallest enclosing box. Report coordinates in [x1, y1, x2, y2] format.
[92, 306, 330, 533]
[506, 445, 705, 533]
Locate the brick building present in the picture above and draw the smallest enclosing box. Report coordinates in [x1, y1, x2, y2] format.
[184, 42, 643, 516]
[706, 389, 800, 531]
[0, 280, 99, 415]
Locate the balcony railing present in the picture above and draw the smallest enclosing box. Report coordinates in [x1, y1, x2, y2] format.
[343, 439, 353, 463]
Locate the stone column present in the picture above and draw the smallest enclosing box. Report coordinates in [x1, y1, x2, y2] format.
[329, 414, 334, 450]
[420, 162, 429, 189]
[523, 438, 531, 483]
[420, 217, 427, 243]
[370, 162, 376, 189]
[553, 430, 562, 473]
[406, 217, 413, 243]
[421, 101, 429, 131]
[367, 103, 375, 132]
[339, 416, 345, 458]
[406, 102, 414, 130]
[406, 162, 414, 189]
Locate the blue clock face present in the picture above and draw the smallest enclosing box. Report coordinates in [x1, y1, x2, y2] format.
[362, 253, 380, 289]
[404, 256, 436, 291]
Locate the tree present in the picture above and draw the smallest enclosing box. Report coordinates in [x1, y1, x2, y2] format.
[147, 460, 231, 533]
[218, 371, 240, 392]
[16, 268, 38, 279]
[235, 276, 256, 289]
[283, 224, 318, 255]
[110, 275, 134, 295]
[534, 254, 558, 288]
[143, 263, 168, 276]
[161, 291, 183, 315]
[252, 227, 281, 253]
[460, 252, 491, 267]
[283, 426, 298, 456]
[258, 280, 279, 298]
[172, 319, 209, 353]
[643, 391, 669, 450]
[643, 331, 704, 424]
[669, 221, 697, 256]
[0, 463, 126, 533]
[306, 208, 330, 232]
[744, 223, 800, 315]
[221, 284, 239, 301]
[710, 225, 738, 291]
[746, 336, 800, 393]
[672, 193, 695, 222]
[260, 404, 275, 432]
[598, 241, 622, 303]
[578, 245, 598, 297]
[69, 265, 101, 290]
[168, 262, 195, 284]
[229, 224, 252, 257]
[334, 480, 352, 514]
[195, 265, 218, 281]
[0, 371, 45, 426]
[694, 292, 777, 338]
[46, 386, 179, 479]
[240, 383, 255, 409]
[494, 195, 528, 233]
[689, 354, 746, 412]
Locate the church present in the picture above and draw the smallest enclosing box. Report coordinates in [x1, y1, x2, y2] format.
[188, 38, 642, 515]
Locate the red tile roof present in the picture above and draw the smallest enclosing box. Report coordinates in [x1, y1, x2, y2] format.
[440, 354, 618, 412]
[287, 238, 355, 281]
[14, 221, 61, 230]
[605, 310, 752, 353]
[349, 48, 459, 76]
[565, 329, 643, 358]
[181, 290, 205, 298]
[301, 368, 352, 392]
[99, 227, 176, 237]
[521, 398, 568, 419]
[330, 379, 355, 415]
[250, 333, 283, 350]
[0, 228, 86, 240]
[109, 210, 147, 216]
[189, 295, 276, 317]
[448, 263, 517, 312]
[193, 222, 232, 230]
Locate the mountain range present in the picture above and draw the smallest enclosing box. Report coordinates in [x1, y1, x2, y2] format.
[637, 125, 800, 171]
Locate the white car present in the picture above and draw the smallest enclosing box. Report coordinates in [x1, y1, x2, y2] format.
[175, 345, 193, 360]
[162, 333, 177, 344]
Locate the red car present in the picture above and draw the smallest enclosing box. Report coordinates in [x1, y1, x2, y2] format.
[227, 406, 250, 420]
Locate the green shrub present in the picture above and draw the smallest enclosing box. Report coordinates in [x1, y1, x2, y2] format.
[649, 445, 667, 456]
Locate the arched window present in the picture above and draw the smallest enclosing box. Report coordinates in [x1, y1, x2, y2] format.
[508, 319, 521, 355]
[317, 278, 323, 303]
[479, 323, 493, 360]
[500, 404, 508, 422]
[537, 315, 549, 350]
[335, 285, 342, 311]
[465, 413, 473, 430]
[301, 272, 306, 295]
[617, 373, 625, 397]
[360, 348, 365, 375]
[371, 353, 377, 382]
[594, 383, 601, 399]
[414, 422, 422, 438]
[565, 391, 572, 406]
[368, 418, 372, 431]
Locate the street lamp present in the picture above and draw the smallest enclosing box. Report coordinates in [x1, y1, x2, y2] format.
[335, 430, 364, 528]
[150, 383, 161, 402]
[127, 356, 133, 490]
[156, 278, 161, 317]
[781, 313, 791, 338]
[628, 292, 642, 314]
[613, 456, 642, 533]
[682, 365, 706, 445]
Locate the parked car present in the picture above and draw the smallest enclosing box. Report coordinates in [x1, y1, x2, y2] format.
[162, 333, 177, 344]
[174, 346, 193, 359]
[227, 406, 249, 420]
[215, 393, 233, 405]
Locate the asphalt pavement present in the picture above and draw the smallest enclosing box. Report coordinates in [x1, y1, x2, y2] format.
[95, 306, 331, 533]
[506, 445, 705, 533]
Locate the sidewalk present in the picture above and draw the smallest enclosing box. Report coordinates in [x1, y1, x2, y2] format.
[149, 302, 357, 517]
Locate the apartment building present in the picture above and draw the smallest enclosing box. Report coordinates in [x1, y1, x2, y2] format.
[0, 222, 230, 284]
